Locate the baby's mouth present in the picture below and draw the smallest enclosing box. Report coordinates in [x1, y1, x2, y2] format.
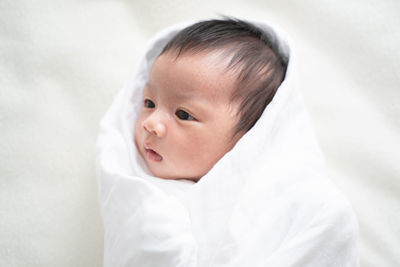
[144, 143, 163, 162]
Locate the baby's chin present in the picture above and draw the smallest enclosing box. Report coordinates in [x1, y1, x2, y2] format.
[146, 163, 202, 182]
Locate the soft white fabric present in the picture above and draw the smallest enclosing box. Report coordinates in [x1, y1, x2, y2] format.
[96, 19, 359, 267]
[2, 1, 400, 266]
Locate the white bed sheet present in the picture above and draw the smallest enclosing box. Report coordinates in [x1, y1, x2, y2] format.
[1, 0, 399, 266]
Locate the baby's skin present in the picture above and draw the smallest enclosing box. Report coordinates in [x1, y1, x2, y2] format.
[135, 51, 244, 182]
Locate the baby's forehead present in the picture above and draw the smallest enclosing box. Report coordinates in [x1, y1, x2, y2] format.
[151, 51, 239, 100]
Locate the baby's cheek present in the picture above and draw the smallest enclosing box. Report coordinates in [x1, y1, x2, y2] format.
[190, 143, 221, 168]
[134, 118, 144, 147]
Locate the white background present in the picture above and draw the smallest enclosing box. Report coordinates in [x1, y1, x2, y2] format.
[1, 0, 399, 266]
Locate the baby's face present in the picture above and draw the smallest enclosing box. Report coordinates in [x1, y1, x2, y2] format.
[135, 51, 243, 181]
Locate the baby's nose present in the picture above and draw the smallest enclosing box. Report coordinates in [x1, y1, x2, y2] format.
[142, 115, 167, 138]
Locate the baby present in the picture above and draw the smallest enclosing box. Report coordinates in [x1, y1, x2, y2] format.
[135, 18, 286, 182]
[96, 19, 358, 267]
[99, 18, 359, 267]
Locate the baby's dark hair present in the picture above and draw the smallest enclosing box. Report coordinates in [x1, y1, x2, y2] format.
[159, 17, 287, 136]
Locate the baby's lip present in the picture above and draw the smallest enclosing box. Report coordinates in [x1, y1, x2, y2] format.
[144, 142, 163, 161]
[144, 142, 155, 151]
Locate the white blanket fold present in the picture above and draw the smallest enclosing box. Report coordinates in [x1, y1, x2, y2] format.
[96, 19, 359, 267]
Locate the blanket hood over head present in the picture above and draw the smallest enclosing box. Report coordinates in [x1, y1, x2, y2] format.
[96, 19, 359, 267]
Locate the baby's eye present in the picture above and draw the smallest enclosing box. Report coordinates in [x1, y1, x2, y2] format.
[175, 109, 195, 121]
[144, 99, 155, 108]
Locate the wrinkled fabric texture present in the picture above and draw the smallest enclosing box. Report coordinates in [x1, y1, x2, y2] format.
[96, 19, 359, 267]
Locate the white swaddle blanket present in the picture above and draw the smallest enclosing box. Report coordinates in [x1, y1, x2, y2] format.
[96, 19, 359, 267]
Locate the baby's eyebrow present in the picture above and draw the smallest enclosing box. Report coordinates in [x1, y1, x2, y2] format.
[147, 80, 214, 114]
[145, 82, 155, 92]
[148, 81, 203, 101]
[171, 91, 200, 101]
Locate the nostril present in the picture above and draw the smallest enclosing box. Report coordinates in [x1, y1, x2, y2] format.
[143, 122, 152, 132]
[143, 122, 157, 135]
[142, 119, 165, 137]
[155, 124, 166, 137]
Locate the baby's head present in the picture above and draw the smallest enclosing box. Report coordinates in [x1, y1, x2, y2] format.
[135, 18, 286, 182]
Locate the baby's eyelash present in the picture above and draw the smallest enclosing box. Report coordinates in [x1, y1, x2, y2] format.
[144, 99, 155, 108]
